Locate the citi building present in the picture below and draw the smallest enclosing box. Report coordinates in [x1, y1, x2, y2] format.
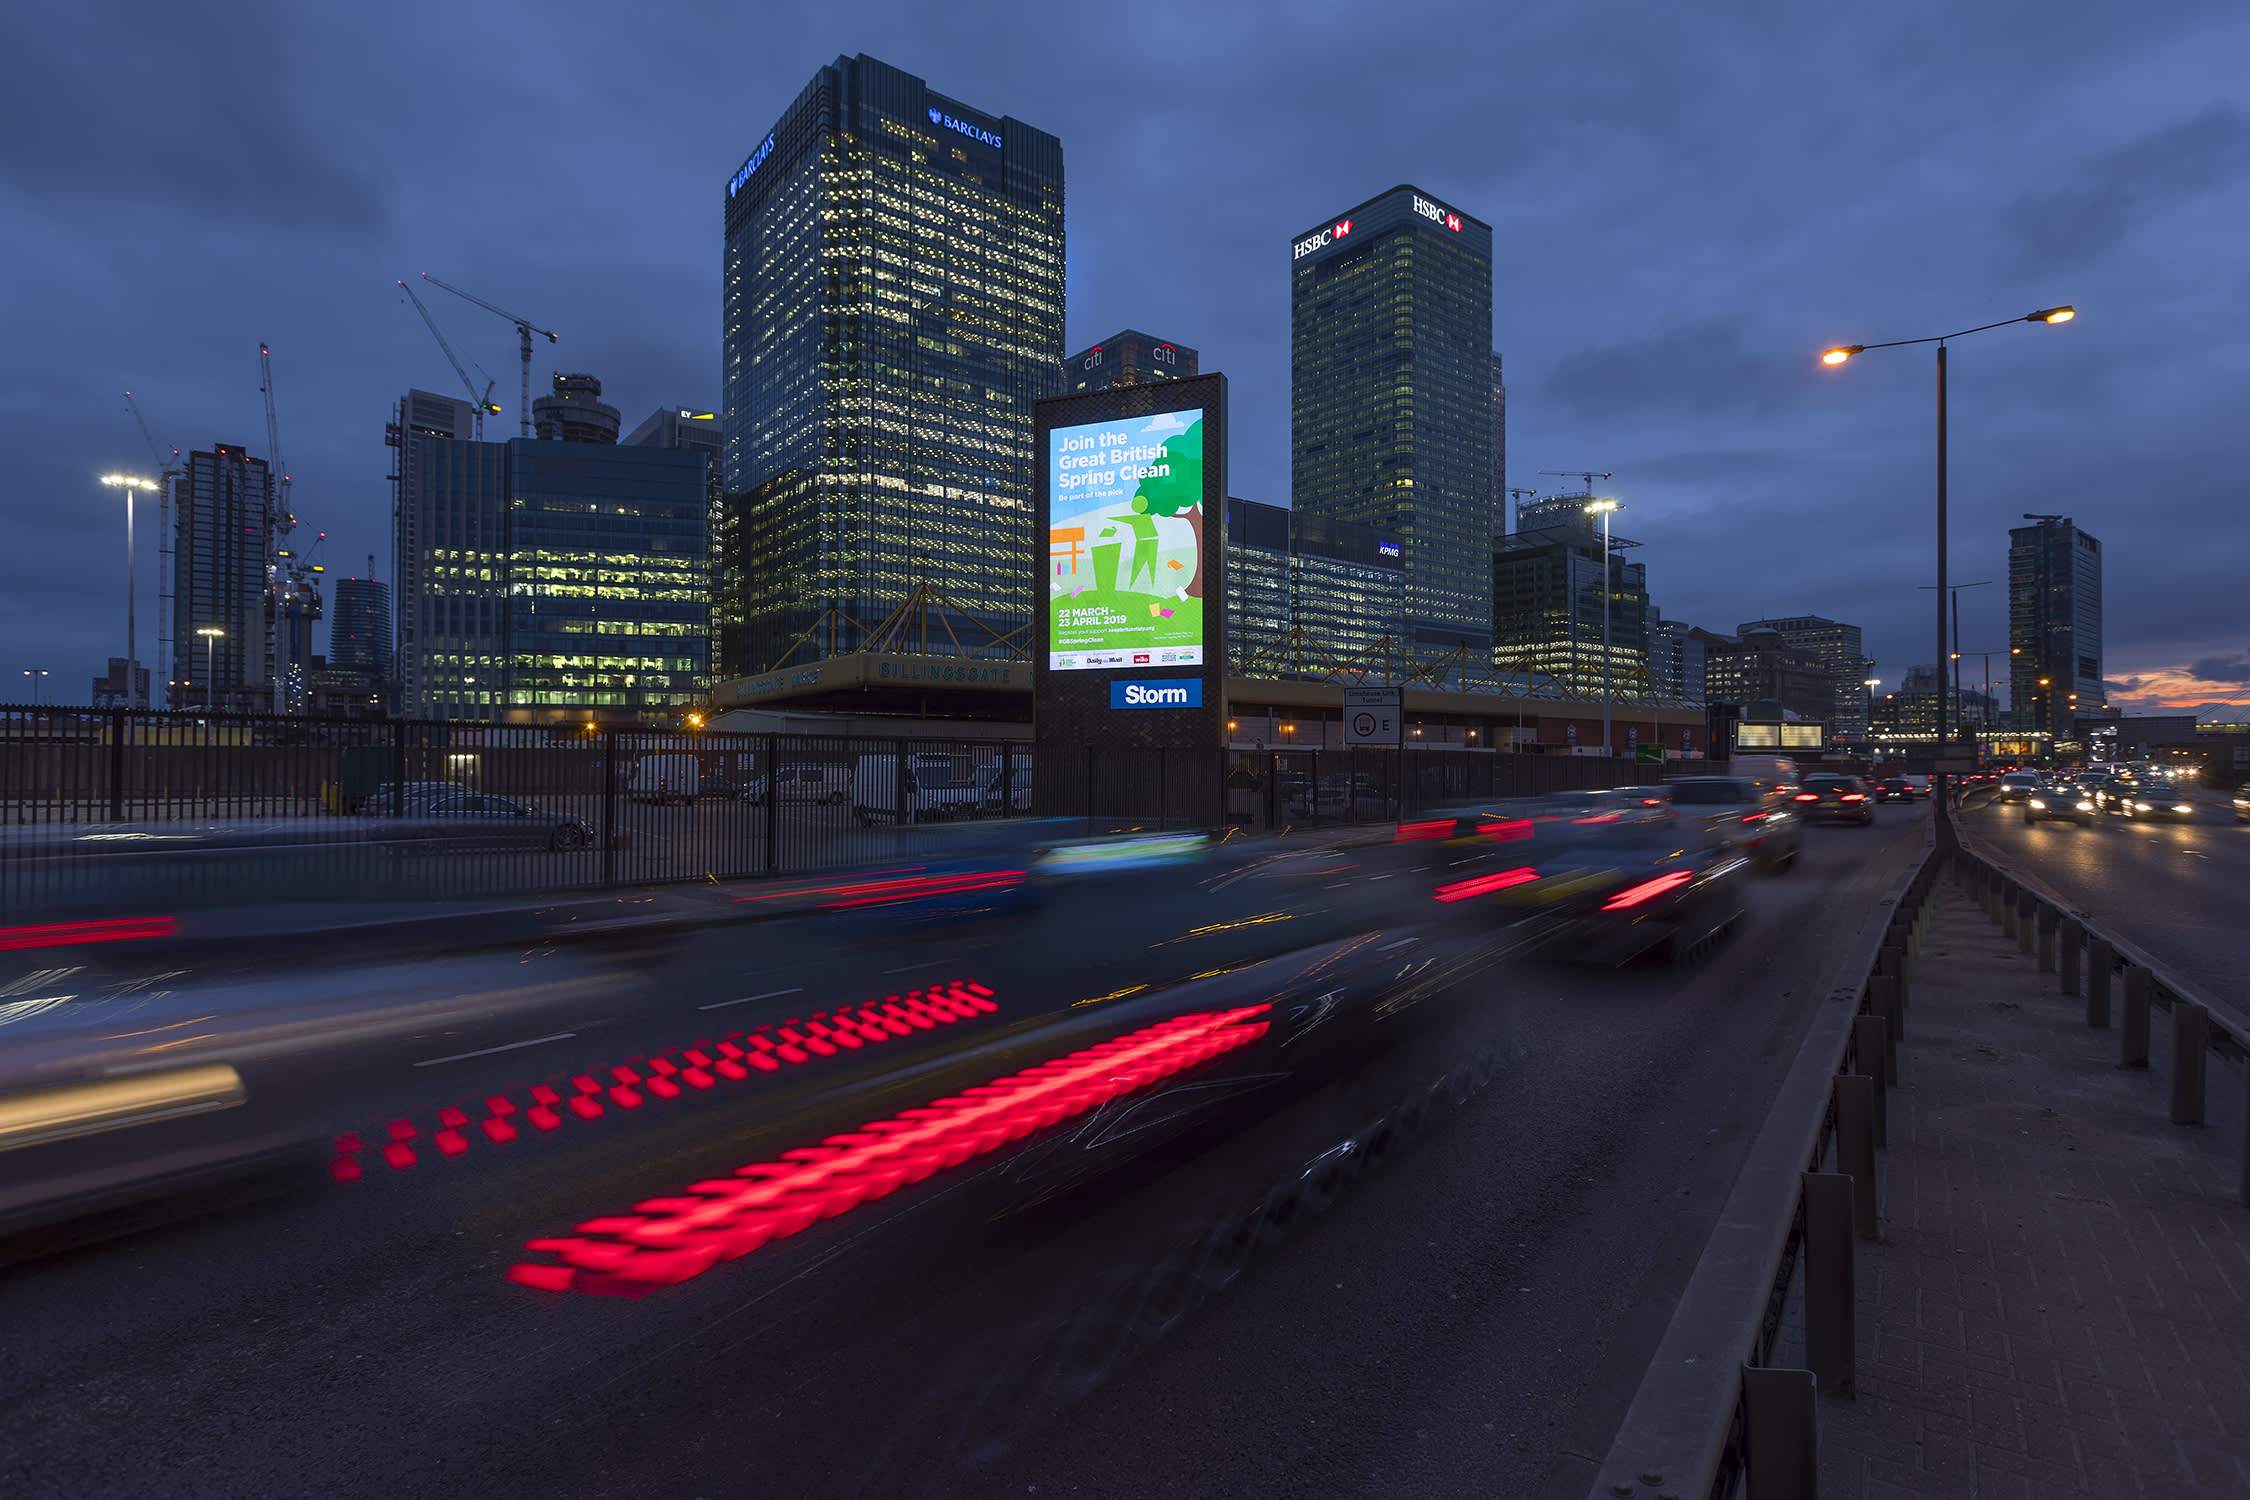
[720, 54, 1065, 677]
[1291, 185, 1496, 657]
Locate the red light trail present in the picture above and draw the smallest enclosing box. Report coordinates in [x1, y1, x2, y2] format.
[505, 1003, 1273, 1296]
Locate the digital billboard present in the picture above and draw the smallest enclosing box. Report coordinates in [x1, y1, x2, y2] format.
[1046, 409, 1206, 671]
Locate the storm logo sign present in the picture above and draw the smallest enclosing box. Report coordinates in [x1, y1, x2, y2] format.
[1048, 410, 1206, 672]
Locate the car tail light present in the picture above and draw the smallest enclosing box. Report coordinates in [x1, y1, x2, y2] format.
[1431, 866, 1539, 903]
[1601, 870, 1694, 910]
[1393, 819, 1455, 843]
[1739, 813, 1764, 824]
[1841, 793, 1864, 802]
[1793, 793, 1818, 802]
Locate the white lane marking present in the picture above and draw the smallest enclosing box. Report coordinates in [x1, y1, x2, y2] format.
[413, 1032, 576, 1068]
[1375, 937, 1420, 952]
[1325, 882, 1353, 889]
[883, 960, 942, 975]
[696, 986, 805, 1011]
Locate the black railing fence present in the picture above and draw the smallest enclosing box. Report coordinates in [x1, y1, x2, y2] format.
[0, 704, 1661, 921]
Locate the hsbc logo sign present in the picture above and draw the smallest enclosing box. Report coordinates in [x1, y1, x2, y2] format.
[1412, 195, 1462, 232]
[1292, 218, 1353, 261]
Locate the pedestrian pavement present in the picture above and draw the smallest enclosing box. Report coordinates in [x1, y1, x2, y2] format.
[1795, 878, 2250, 1499]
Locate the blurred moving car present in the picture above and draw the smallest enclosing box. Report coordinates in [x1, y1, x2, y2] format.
[1611, 785, 1672, 810]
[2086, 776, 2142, 813]
[1792, 774, 1875, 826]
[2108, 786, 2195, 822]
[1665, 775, 1802, 872]
[423, 792, 595, 850]
[1398, 799, 1748, 966]
[2235, 787, 2250, 823]
[1898, 774, 1932, 800]
[2023, 784, 2097, 825]
[1869, 776, 1915, 804]
[1997, 772, 2041, 803]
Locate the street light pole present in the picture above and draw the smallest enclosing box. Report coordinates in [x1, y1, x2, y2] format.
[1584, 498, 1621, 756]
[1821, 306, 2074, 824]
[23, 668, 50, 705]
[197, 627, 224, 712]
[102, 475, 159, 707]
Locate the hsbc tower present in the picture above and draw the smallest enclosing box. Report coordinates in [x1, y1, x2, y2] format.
[1290, 185, 1496, 656]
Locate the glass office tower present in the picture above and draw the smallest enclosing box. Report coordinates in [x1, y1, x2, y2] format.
[720, 53, 1065, 678]
[171, 443, 275, 712]
[2009, 516, 2104, 739]
[1223, 497, 1406, 679]
[1291, 185, 1494, 656]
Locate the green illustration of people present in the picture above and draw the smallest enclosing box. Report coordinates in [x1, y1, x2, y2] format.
[1127, 418, 1204, 599]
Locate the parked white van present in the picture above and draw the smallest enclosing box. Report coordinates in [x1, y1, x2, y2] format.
[755, 764, 850, 806]
[852, 754, 929, 826]
[630, 753, 701, 804]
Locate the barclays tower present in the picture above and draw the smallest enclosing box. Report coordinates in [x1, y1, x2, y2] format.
[719, 54, 1066, 678]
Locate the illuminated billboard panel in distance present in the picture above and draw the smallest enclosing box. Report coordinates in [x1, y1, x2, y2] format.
[1046, 410, 1206, 672]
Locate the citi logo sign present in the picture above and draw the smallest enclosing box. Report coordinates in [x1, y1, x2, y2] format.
[1412, 195, 1461, 232]
[929, 108, 1002, 148]
[1112, 679, 1203, 709]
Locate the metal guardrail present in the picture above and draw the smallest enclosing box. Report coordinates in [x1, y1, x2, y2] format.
[1587, 838, 1940, 1500]
[1950, 842, 2250, 1206]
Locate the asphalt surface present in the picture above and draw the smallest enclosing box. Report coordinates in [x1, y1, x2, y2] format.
[0, 807, 1928, 1500]
[1958, 786, 2248, 1012]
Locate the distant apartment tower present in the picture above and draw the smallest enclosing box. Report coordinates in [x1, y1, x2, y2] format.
[1737, 615, 1872, 736]
[1703, 628, 1836, 724]
[721, 53, 1065, 679]
[1492, 496, 1648, 692]
[91, 658, 151, 710]
[534, 373, 621, 445]
[1223, 498, 1407, 678]
[170, 443, 275, 711]
[328, 576, 393, 680]
[1292, 185, 1495, 656]
[1063, 330, 1197, 394]
[1647, 611, 1707, 702]
[2009, 516, 2104, 738]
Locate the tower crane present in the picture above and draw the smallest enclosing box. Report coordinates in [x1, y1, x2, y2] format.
[397, 279, 501, 438]
[419, 273, 557, 439]
[259, 343, 321, 713]
[125, 390, 183, 707]
[1536, 469, 1615, 497]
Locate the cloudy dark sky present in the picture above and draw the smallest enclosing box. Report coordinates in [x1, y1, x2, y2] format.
[7, 0, 2245, 713]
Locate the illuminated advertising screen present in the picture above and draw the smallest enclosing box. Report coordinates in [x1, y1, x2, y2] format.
[1046, 409, 1206, 671]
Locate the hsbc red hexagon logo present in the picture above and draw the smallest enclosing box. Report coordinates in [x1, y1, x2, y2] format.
[1444, 212, 1461, 232]
[1334, 219, 1352, 237]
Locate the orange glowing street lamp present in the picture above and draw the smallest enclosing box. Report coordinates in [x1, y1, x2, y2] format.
[1819, 307, 2076, 794]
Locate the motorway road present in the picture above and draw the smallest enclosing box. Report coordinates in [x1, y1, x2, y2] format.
[1959, 789, 2248, 1014]
[0, 809, 1927, 1500]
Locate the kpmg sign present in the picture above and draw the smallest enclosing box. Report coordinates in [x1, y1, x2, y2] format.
[928, 107, 1001, 148]
[1110, 679, 1203, 710]
[728, 134, 776, 198]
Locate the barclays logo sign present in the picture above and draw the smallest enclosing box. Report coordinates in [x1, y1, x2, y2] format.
[728, 134, 776, 198]
[928, 107, 1002, 149]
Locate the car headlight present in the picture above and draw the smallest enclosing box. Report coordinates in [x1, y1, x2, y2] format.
[2134, 803, 2150, 811]
[2173, 804, 2191, 813]
[2028, 799, 2046, 809]
[2076, 801, 2094, 811]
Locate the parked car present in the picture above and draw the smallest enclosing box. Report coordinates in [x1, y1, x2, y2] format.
[422, 792, 595, 851]
[852, 754, 929, 826]
[742, 764, 851, 806]
[359, 780, 470, 816]
[2023, 784, 2097, 826]
[1792, 774, 1875, 826]
[630, 753, 701, 805]
[1666, 775, 1802, 873]
[1869, 776, 1916, 804]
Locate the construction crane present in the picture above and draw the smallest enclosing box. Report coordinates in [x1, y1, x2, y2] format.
[1536, 469, 1616, 497]
[397, 279, 501, 439]
[420, 273, 557, 439]
[124, 391, 183, 707]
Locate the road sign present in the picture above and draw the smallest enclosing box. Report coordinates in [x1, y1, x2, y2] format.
[1634, 743, 1663, 766]
[1344, 686, 1401, 746]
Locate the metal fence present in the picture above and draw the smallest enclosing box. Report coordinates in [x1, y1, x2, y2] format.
[0, 703, 1661, 920]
